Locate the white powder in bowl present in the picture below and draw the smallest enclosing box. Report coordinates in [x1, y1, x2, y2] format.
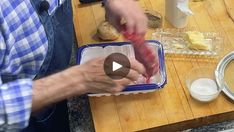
[190, 78, 219, 102]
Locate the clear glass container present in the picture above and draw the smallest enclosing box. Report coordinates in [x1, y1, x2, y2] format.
[77, 41, 167, 97]
[186, 67, 224, 102]
[152, 29, 223, 59]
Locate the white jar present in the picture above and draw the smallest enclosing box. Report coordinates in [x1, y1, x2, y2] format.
[165, 0, 193, 28]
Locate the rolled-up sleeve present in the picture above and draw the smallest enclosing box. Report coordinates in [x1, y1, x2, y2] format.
[0, 26, 33, 131]
[0, 79, 33, 131]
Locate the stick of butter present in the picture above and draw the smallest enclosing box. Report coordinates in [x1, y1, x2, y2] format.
[185, 31, 211, 51]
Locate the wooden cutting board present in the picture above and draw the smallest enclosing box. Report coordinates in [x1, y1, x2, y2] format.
[224, 0, 234, 22]
[71, 0, 234, 131]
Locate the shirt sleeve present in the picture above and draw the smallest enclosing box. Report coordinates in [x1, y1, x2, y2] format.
[0, 28, 33, 131]
[0, 79, 33, 131]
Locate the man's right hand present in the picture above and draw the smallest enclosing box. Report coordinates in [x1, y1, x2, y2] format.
[76, 57, 146, 94]
[32, 57, 145, 112]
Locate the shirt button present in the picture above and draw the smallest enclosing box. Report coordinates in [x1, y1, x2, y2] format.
[39, 0, 50, 13]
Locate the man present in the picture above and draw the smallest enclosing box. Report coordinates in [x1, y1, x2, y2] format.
[0, 0, 147, 131]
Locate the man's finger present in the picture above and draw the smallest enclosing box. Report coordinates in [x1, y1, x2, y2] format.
[135, 14, 148, 35]
[125, 68, 140, 82]
[125, 17, 135, 34]
[129, 59, 146, 75]
[114, 78, 133, 87]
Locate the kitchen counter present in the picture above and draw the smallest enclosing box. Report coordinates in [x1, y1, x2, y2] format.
[68, 33, 234, 132]
[69, 0, 234, 131]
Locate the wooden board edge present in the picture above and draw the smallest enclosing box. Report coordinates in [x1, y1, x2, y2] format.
[138, 111, 234, 132]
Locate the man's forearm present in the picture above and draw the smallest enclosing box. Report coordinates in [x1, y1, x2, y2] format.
[32, 66, 87, 112]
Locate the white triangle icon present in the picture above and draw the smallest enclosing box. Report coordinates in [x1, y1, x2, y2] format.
[113, 61, 122, 71]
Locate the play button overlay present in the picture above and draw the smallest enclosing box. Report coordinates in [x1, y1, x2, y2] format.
[113, 61, 122, 71]
[104, 53, 130, 80]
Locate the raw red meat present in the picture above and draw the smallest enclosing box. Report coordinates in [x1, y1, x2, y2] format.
[123, 32, 159, 83]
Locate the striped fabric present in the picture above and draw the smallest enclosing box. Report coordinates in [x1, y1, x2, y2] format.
[0, 0, 65, 131]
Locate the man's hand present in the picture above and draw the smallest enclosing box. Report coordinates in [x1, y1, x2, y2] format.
[104, 0, 148, 35]
[32, 57, 145, 112]
[77, 57, 145, 94]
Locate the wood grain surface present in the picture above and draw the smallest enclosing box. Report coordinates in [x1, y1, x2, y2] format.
[224, 0, 234, 22]
[72, 0, 234, 131]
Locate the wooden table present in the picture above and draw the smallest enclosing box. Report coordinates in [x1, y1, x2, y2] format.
[72, 0, 234, 131]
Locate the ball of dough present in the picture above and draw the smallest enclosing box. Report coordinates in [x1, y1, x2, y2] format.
[145, 9, 162, 29]
[97, 21, 120, 41]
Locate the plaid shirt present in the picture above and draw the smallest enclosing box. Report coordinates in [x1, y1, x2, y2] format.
[0, 0, 65, 131]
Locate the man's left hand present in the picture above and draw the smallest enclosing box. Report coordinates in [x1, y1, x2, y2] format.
[104, 0, 148, 35]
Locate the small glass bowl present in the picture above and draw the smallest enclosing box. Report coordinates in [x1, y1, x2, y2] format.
[185, 67, 224, 102]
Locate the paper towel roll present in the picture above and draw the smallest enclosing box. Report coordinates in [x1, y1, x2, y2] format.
[165, 0, 193, 28]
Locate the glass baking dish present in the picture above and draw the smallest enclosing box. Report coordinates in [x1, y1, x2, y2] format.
[77, 40, 167, 97]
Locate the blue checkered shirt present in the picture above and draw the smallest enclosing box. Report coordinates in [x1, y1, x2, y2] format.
[0, 0, 65, 131]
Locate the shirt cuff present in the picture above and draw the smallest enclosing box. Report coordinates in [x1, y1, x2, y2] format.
[0, 79, 33, 130]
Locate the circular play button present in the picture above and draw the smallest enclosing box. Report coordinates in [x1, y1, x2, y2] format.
[104, 53, 130, 80]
